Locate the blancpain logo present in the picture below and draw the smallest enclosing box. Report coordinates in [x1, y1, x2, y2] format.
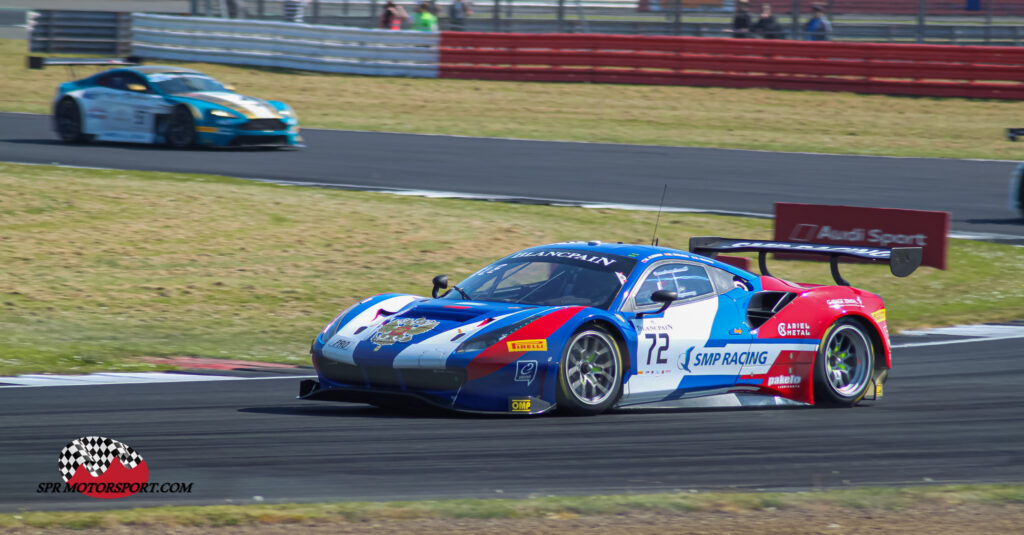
[768, 375, 802, 388]
[777, 322, 811, 337]
[789, 224, 927, 247]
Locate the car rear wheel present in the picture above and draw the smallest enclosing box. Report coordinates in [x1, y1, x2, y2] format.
[557, 327, 623, 415]
[813, 318, 875, 407]
[55, 98, 90, 144]
[166, 106, 197, 149]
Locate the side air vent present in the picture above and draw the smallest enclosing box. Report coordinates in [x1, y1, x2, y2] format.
[747, 291, 797, 329]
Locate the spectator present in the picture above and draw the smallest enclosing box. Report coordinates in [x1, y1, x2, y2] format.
[380, 1, 409, 29]
[225, 0, 248, 18]
[804, 4, 832, 41]
[752, 3, 785, 39]
[412, 1, 439, 31]
[448, 0, 472, 31]
[283, 0, 308, 23]
[730, 0, 752, 38]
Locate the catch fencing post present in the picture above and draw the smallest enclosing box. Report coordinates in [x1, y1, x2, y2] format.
[791, 0, 800, 41]
[672, 0, 681, 35]
[916, 0, 925, 43]
[984, 0, 993, 44]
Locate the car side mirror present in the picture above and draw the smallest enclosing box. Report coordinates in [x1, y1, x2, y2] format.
[638, 290, 677, 318]
[431, 274, 449, 298]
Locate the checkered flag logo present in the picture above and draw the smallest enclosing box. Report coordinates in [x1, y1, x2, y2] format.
[58, 436, 144, 483]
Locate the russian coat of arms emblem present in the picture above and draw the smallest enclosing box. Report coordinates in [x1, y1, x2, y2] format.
[370, 317, 440, 351]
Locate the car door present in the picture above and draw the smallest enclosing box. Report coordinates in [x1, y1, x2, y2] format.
[118, 72, 167, 143]
[89, 72, 134, 141]
[622, 260, 753, 403]
[90, 72, 165, 143]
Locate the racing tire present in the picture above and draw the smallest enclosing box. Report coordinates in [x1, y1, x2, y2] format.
[55, 98, 90, 144]
[166, 105, 197, 149]
[556, 326, 624, 416]
[813, 318, 875, 407]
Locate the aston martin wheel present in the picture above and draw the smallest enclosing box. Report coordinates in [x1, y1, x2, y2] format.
[55, 98, 89, 144]
[166, 105, 197, 149]
[814, 318, 875, 407]
[557, 327, 623, 415]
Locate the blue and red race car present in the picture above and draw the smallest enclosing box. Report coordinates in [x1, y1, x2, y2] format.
[300, 238, 921, 415]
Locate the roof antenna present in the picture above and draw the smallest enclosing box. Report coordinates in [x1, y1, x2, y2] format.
[650, 184, 667, 246]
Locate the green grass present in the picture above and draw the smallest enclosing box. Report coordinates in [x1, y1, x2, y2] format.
[0, 162, 1022, 375]
[0, 484, 1020, 529]
[2, 39, 1024, 159]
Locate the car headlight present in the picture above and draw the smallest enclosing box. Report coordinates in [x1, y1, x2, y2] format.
[455, 315, 539, 354]
[210, 109, 238, 119]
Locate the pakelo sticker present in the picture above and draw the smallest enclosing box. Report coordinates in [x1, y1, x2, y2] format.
[767, 375, 802, 388]
[370, 317, 439, 350]
[872, 309, 886, 323]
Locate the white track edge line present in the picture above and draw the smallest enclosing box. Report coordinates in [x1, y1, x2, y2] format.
[892, 334, 1024, 349]
[0, 375, 315, 387]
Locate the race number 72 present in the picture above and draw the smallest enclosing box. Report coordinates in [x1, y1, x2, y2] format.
[645, 333, 669, 365]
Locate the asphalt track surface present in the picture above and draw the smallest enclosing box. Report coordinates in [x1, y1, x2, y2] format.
[2, 335, 1023, 512]
[2, 113, 1022, 239]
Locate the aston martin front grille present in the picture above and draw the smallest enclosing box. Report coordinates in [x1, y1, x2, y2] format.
[241, 119, 286, 131]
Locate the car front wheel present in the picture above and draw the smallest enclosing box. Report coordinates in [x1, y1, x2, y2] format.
[166, 105, 197, 149]
[556, 327, 623, 415]
[813, 318, 876, 407]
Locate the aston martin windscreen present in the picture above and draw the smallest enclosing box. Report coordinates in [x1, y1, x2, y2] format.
[148, 73, 229, 95]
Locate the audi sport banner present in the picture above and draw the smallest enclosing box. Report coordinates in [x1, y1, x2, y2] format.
[774, 203, 949, 270]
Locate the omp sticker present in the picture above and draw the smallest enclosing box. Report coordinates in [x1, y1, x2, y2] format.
[509, 398, 532, 412]
[872, 309, 886, 323]
[507, 339, 548, 352]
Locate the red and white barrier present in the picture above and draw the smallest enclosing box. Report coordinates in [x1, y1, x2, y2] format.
[439, 32, 1024, 99]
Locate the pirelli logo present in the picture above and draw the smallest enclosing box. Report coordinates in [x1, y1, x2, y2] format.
[872, 309, 886, 323]
[509, 398, 532, 413]
[507, 339, 547, 352]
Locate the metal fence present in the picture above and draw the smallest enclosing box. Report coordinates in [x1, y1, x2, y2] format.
[28, 10, 133, 55]
[190, 0, 1024, 44]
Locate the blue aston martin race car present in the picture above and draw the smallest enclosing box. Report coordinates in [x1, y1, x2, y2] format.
[40, 59, 301, 148]
[301, 238, 921, 415]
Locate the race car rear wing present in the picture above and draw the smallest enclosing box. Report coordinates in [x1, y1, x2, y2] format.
[688, 237, 922, 287]
[27, 56, 142, 70]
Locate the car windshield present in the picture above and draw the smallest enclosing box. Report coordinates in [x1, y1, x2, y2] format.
[442, 249, 637, 308]
[148, 73, 228, 94]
